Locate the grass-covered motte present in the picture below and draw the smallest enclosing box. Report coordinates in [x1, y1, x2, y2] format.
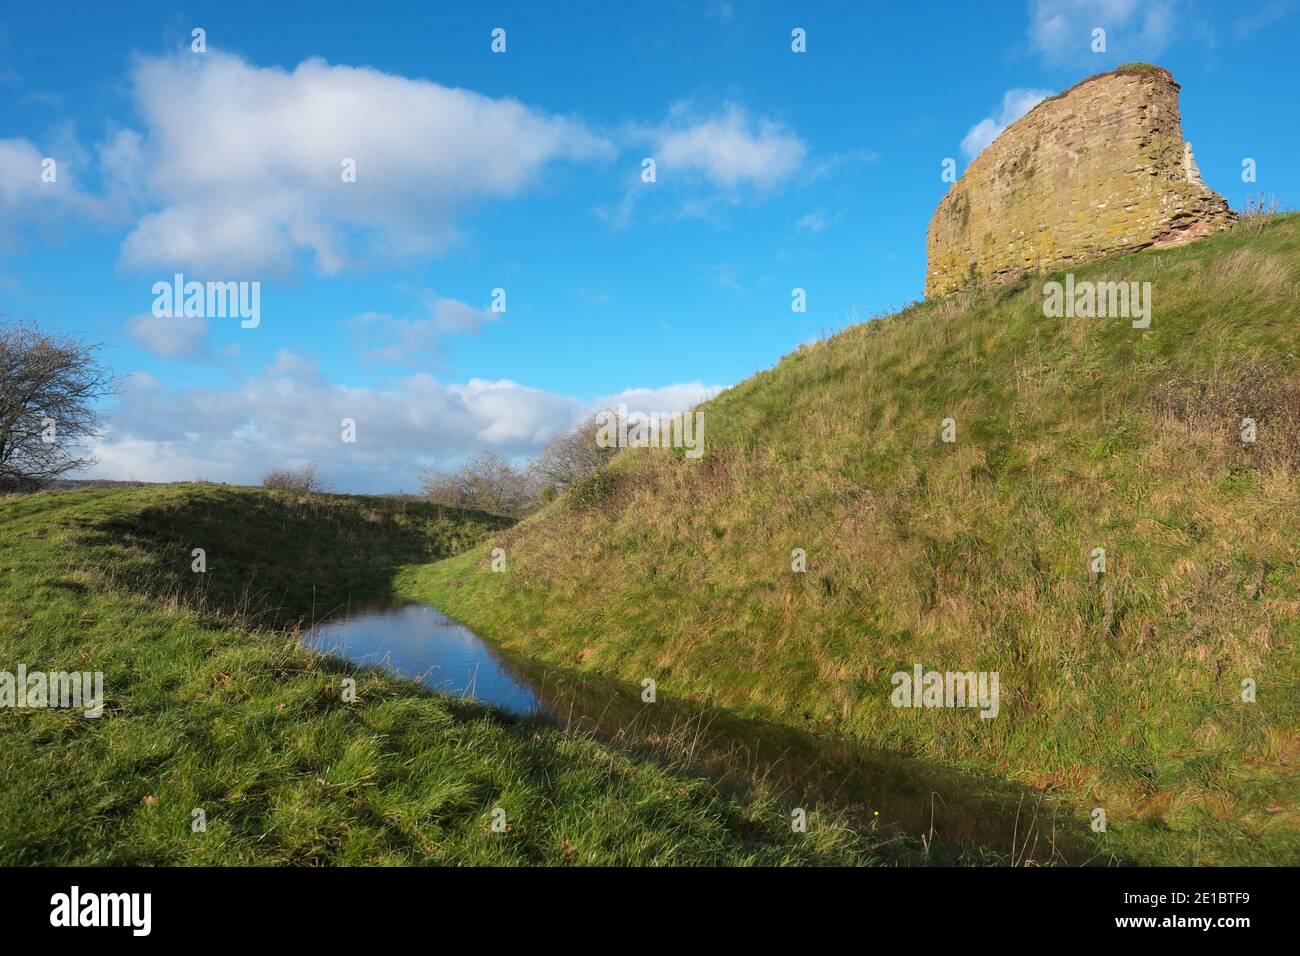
[407, 215, 1300, 866]
[0, 485, 896, 865]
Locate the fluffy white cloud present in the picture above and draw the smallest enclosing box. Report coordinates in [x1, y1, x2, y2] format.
[0, 138, 50, 209]
[115, 51, 611, 276]
[124, 312, 209, 360]
[1028, 0, 1179, 65]
[651, 103, 807, 189]
[593, 382, 724, 415]
[595, 104, 810, 229]
[0, 136, 97, 249]
[960, 88, 1053, 160]
[83, 355, 723, 492]
[420, 293, 499, 334]
[448, 378, 582, 446]
[346, 294, 499, 362]
[8, 51, 814, 257]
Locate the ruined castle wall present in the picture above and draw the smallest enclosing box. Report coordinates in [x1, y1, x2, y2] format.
[925, 67, 1234, 298]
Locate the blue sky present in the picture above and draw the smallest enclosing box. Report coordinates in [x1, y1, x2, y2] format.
[2, 0, 1296, 491]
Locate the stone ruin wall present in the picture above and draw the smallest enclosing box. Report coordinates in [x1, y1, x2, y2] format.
[925, 66, 1235, 298]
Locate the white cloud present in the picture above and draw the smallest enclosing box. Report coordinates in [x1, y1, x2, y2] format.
[82, 354, 722, 492]
[1235, 1, 1298, 38]
[593, 382, 723, 415]
[960, 88, 1053, 160]
[804, 148, 878, 182]
[115, 51, 611, 276]
[448, 378, 581, 446]
[124, 312, 209, 360]
[0, 138, 51, 209]
[595, 104, 810, 231]
[796, 209, 840, 233]
[86, 357, 578, 491]
[420, 293, 498, 333]
[650, 103, 807, 189]
[6, 50, 815, 250]
[0, 136, 98, 250]
[1028, 0, 1180, 65]
[346, 294, 499, 362]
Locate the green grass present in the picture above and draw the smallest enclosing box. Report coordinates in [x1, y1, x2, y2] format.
[0, 485, 902, 865]
[404, 215, 1300, 866]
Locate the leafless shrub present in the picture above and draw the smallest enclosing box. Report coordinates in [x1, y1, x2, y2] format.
[530, 414, 617, 498]
[262, 462, 327, 493]
[1237, 193, 1281, 235]
[420, 451, 537, 517]
[0, 318, 116, 492]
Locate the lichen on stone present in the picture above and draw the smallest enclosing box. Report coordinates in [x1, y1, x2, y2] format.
[925, 66, 1234, 298]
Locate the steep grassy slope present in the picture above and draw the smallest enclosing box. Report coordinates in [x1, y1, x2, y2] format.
[408, 215, 1300, 865]
[0, 486, 892, 865]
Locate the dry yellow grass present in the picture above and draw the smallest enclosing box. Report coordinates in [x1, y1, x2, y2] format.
[407, 215, 1300, 864]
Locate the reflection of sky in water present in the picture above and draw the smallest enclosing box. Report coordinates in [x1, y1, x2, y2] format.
[304, 600, 542, 716]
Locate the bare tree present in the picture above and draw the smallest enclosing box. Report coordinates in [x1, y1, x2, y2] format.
[530, 414, 617, 496]
[421, 418, 617, 516]
[262, 462, 328, 493]
[420, 451, 536, 517]
[0, 320, 116, 491]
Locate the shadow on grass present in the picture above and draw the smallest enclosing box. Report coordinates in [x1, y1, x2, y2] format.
[490, 652, 1130, 866]
[81, 486, 511, 629]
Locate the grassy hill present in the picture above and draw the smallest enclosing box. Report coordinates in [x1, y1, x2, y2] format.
[0, 485, 896, 865]
[406, 215, 1300, 865]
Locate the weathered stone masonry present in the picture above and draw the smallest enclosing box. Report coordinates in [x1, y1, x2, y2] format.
[925, 65, 1234, 298]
